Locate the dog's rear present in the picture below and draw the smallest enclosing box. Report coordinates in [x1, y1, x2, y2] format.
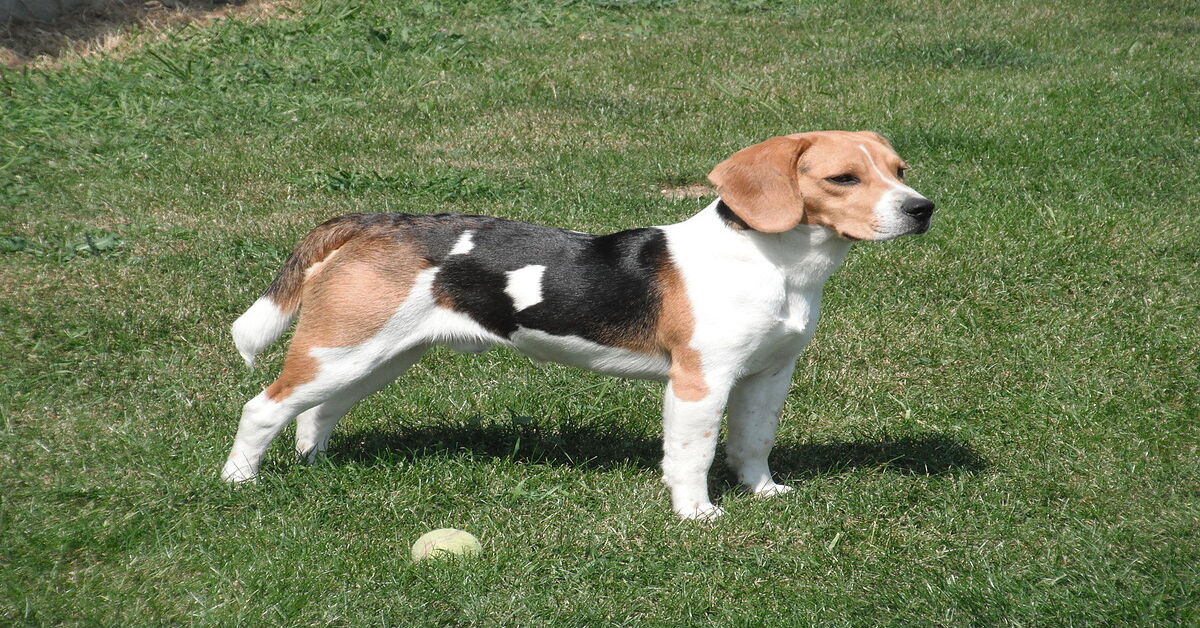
[231, 215, 383, 367]
[223, 213, 495, 482]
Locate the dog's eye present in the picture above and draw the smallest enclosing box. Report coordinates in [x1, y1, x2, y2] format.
[826, 174, 859, 185]
[897, 167, 908, 179]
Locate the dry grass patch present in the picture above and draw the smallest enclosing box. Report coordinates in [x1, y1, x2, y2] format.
[658, 182, 712, 200]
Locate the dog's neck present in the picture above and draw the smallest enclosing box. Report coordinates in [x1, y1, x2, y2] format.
[714, 199, 752, 230]
[674, 199, 854, 290]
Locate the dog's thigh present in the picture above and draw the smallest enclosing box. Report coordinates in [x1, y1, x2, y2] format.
[295, 345, 428, 462]
[223, 332, 424, 483]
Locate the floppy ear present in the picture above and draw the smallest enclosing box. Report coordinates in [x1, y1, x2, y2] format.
[707, 136, 812, 233]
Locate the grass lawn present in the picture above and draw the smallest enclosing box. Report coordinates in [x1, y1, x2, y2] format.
[1, 0, 1197, 624]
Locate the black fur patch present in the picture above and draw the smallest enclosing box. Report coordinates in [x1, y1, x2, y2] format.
[402, 214, 671, 346]
[715, 200, 750, 230]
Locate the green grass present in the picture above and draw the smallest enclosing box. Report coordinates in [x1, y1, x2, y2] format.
[2, 0, 1197, 624]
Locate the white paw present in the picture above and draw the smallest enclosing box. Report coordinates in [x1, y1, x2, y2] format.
[295, 447, 324, 465]
[676, 502, 725, 520]
[752, 483, 793, 498]
[221, 463, 258, 484]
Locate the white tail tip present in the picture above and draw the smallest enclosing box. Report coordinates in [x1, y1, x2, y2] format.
[231, 298, 293, 368]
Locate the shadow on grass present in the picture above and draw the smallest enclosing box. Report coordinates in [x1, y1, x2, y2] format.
[1, 0, 259, 67]
[331, 421, 986, 478]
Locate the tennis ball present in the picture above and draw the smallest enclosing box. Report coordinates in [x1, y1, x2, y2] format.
[411, 528, 482, 562]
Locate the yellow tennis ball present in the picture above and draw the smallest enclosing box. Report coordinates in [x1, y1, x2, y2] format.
[411, 528, 482, 562]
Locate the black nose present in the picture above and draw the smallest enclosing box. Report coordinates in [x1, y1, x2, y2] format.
[901, 197, 935, 220]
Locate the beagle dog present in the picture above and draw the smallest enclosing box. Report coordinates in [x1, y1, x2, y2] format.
[221, 131, 934, 519]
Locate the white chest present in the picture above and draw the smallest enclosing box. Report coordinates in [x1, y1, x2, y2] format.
[661, 206, 852, 376]
[735, 286, 824, 374]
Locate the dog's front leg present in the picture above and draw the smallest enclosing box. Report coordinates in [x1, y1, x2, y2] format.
[725, 361, 796, 497]
[661, 378, 731, 520]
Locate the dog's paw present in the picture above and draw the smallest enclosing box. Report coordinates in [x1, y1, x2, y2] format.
[676, 502, 725, 520]
[221, 463, 258, 484]
[295, 447, 326, 466]
[752, 482, 793, 498]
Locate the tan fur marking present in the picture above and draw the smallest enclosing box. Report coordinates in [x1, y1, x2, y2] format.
[264, 350, 317, 402]
[710, 131, 907, 241]
[596, 255, 707, 400]
[298, 237, 427, 347]
[265, 236, 428, 402]
[267, 217, 371, 314]
[858, 130, 893, 148]
[702, 431, 713, 439]
[656, 258, 709, 402]
[796, 132, 902, 240]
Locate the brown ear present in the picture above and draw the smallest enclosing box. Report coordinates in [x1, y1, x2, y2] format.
[707, 136, 812, 233]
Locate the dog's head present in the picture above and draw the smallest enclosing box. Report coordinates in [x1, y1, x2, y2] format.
[707, 131, 934, 241]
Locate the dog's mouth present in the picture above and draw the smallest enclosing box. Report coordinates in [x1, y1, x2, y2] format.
[909, 216, 933, 235]
[838, 230, 865, 242]
[894, 213, 935, 238]
[824, 209, 934, 242]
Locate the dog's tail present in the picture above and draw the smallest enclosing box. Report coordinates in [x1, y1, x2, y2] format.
[231, 215, 365, 367]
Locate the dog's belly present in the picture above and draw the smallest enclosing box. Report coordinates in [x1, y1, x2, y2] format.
[509, 327, 671, 381]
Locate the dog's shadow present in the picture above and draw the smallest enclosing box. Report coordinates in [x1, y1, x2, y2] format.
[330, 418, 985, 480]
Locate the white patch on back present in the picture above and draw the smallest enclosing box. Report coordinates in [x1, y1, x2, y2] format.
[505, 265, 546, 311]
[449, 230, 475, 255]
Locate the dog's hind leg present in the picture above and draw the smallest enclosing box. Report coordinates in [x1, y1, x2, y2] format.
[294, 345, 428, 464]
[221, 390, 313, 483]
[223, 234, 437, 482]
[221, 317, 427, 484]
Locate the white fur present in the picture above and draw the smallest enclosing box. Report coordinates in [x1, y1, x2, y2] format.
[449, 230, 475, 255]
[511, 328, 670, 380]
[653, 201, 852, 517]
[726, 361, 797, 496]
[504, 265, 546, 311]
[231, 298, 294, 367]
[660, 384, 728, 519]
[293, 346, 428, 463]
[222, 391, 283, 482]
[223, 269, 504, 482]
